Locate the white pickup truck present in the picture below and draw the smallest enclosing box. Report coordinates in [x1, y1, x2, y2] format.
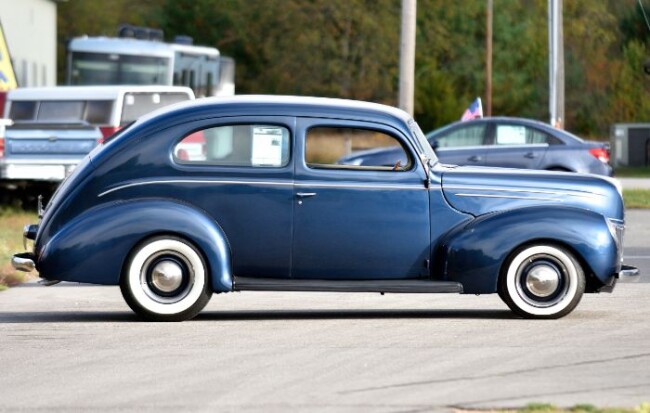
[0, 86, 195, 191]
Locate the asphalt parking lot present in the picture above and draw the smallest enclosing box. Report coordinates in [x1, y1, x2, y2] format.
[0, 210, 648, 412]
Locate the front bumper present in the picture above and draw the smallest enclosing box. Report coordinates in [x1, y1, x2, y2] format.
[0, 161, 78, 182]
[619, 264, 640, 280]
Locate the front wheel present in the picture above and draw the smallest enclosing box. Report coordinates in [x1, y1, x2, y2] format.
[120, 236, 212, 321]
[498, 244, 585, 319]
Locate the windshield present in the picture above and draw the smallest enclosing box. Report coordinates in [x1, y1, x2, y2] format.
[69, 52, 170, 85]
[408, 119, 438, 165]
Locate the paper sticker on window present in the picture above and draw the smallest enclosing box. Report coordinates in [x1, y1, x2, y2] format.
[496, 125, 526, 145]
[251, 127, 284, 166]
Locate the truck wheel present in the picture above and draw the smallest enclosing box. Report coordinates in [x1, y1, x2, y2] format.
[498, 244, 585, 319]
[120, 236, 212, 321]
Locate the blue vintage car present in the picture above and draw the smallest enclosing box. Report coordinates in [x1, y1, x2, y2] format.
[11, 96, 638, 321]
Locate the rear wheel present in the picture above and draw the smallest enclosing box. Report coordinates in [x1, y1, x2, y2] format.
[498, 244, 585, 319]
[120, 236, 212, 321]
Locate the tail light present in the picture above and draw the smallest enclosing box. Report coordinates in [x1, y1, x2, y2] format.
[0, 137, 4, 158]
[99, 126, 121, 144]
[589, 147, 610, 164]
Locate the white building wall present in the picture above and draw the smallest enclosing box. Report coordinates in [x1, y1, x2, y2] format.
[0, 0, 56, 87]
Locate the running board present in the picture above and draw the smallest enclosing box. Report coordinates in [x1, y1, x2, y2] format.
[234, 277, 463, 294]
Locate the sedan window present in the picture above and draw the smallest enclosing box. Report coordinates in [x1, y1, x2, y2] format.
[306, 127, 412, 171]
[495, 125, 555, 145]
[436, 125, 485, 148]
[174, 124, 290, 167]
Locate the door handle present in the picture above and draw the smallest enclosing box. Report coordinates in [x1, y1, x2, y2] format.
[524, 152, 537, 159]
[467, 155, 482, 162]
[296, 192, 317, 198]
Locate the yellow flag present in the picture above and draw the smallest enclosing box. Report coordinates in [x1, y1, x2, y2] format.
[0, 21, 17, 91]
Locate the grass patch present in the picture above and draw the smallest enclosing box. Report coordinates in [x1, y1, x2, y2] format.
[0, 206, 38, 289]
[615, 166, 650, 178]
[623, 189, 650, 209]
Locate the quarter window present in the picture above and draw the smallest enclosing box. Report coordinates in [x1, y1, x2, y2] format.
[306, 126, 412, 171]
[436, 125, 485, 148]
[174, 124, 290, 167]
[495, 125, 554, 145]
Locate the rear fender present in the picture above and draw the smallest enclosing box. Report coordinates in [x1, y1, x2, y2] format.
[37, 199, 233, 292]
[437, 206, 618, 294]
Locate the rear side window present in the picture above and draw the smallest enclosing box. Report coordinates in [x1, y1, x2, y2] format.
[9, 101, 37, 120]
[174, 124, 290, 167]
[121, 92, 191, 124]
[436, 125, 485, 148]
[86, 100, 114, 124]
[495, 124, 557, 145]
[306, 126, 412, 171]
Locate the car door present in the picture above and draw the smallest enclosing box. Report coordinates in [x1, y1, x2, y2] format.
[291, 118, 431, 280]
[171, 116, 295, 279]
[429, 122, 488, 166]
[484, 122, 549, 169]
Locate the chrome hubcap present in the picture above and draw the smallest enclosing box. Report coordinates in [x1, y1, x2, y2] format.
[150, 260, 184, 293]
[525, 264, 560, 298]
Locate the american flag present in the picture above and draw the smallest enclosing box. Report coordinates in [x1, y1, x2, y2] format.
[461, 97, 483, 121]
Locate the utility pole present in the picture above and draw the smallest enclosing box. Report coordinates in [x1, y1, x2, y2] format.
[398, 0, 416, 116]
[548, 0, 564, 128]
[485, 0, 493, 117]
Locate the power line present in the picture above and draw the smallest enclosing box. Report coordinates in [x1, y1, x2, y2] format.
[638, 0, 650, 34]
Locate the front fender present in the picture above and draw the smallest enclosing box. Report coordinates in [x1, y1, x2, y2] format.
[37, 199, 233, 292]
[438, 206, 618, 294]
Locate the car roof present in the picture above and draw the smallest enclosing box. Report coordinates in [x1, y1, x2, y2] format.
[8, 86, 196, 101]
[136, 95, 412, 126]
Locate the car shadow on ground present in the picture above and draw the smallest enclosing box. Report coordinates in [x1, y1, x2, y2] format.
[0, 308, 516, 323]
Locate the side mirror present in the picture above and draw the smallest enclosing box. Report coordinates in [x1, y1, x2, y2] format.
[429, 139, 439, 150]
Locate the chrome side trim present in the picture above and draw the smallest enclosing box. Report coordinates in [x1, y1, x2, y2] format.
[453, 193, 561, 201]
[444, 184, 602, 199]
[295, 182, 423, 191]
[98, 179, 425, 197]
[98, 179, 294, 197]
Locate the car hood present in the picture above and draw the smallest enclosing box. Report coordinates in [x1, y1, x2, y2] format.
[440, 165, 623, 220]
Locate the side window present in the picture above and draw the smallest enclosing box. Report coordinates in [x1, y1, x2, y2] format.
[495, 125, 555, 145]
[9, 101, 37, 121]
[306, 126, 412, 171]
[174, 124, 290, 167]
[436, 125, 485, 148]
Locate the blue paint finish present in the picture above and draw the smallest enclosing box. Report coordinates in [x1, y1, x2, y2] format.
[440, 165, 623, 220]
[38, 200, 233, 291]
[292, 117, 431, 279]
[438, 206, 618, 294]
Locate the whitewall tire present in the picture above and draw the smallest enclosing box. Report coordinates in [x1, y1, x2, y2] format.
[120, 236, 212, 321]
[498, 244, 585, 319]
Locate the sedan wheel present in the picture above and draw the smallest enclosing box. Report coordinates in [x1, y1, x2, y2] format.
[121, 236, 212, 321]
[499, 244, 585, 319]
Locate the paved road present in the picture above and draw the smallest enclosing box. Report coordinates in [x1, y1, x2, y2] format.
[619, 177, 650, 190]
[0, 211, 648, 412]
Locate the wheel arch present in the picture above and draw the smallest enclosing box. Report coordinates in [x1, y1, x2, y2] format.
[37, 199, 233, 292]
[438, 206, 618, 294]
